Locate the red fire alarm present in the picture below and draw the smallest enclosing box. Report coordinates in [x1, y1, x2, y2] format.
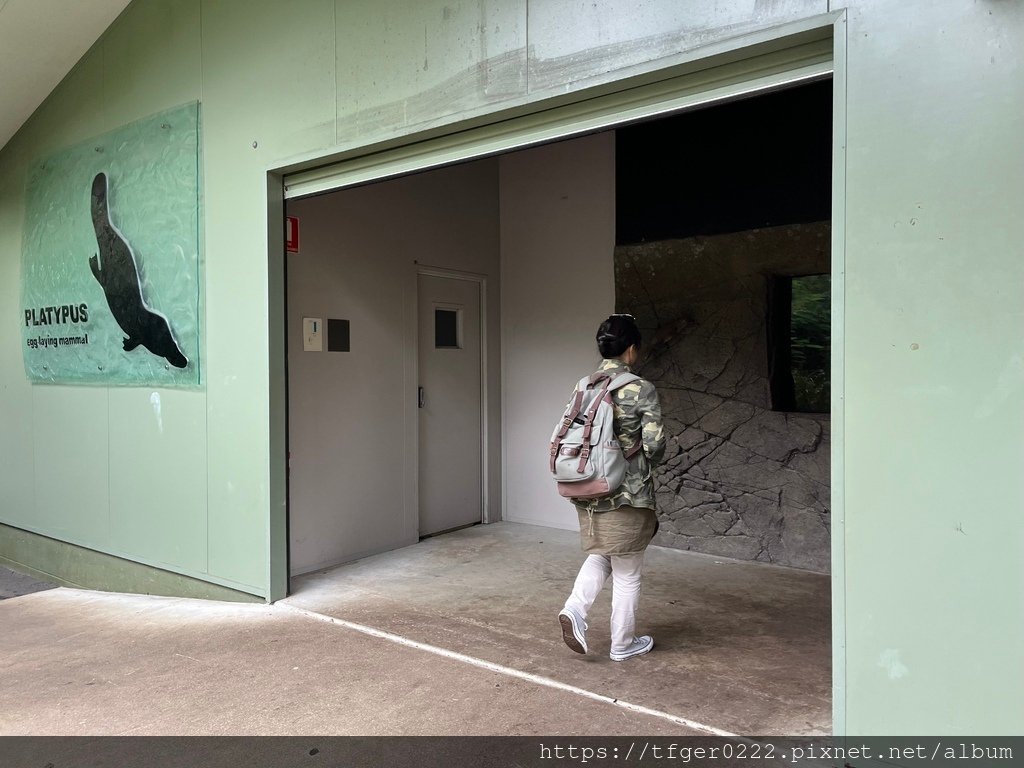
[286, 216, 300, 253]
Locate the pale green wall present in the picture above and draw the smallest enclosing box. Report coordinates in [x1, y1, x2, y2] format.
[836, 0, 1024, 734]
[0, 0, 1021, 733]
[0, 0, 340, 598]
[0, 2, 222, 591]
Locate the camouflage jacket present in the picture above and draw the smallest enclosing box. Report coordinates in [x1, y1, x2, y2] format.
[572, 359, 666, 513]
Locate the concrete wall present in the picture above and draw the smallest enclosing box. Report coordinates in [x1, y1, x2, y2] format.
[286, 160, 501, 576]
[0, 0, 1021, 734]
[618, 223, 831, 573]
[500, 134, 617, 531]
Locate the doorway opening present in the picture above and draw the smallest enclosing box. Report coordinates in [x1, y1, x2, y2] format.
[283, 82, 833, 576]
[276, 31, 839, 734]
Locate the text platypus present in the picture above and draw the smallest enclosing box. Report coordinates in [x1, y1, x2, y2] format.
[89, 172, 188, 369]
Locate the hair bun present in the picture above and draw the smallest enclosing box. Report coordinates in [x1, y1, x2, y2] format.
[595, 315, 642, 359]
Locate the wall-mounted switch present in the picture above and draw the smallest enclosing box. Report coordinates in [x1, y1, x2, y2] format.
[303, 317, 323, 352]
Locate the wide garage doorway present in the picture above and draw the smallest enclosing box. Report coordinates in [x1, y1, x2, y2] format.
[277, 31, 839, 735]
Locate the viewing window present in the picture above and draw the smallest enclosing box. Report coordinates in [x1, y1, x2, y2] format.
[768, 274, 830, 413]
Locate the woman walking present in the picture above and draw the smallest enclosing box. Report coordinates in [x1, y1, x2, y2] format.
[557, 314, 666, 661]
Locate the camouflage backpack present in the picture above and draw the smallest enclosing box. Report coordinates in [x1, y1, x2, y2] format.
[549, 370, 642, 499]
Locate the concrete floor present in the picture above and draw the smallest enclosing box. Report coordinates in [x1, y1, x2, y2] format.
[0, 522, 830, 736]
[287, 522, 832, 735]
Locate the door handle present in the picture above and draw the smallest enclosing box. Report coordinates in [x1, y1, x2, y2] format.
[418, 387, 425, 408]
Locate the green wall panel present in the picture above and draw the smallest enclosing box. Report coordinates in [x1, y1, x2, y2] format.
[101, 0, 202, 129]
[201, 171, 270, 591]
[334, 0, 527, 143]
[30, 387, 110, 544]
[840, 0, 1024, 734]
[21, 48, 108, 165]
[0, 523, 260, 604]
[201, 0, 337, 157]
[107, 388, 208, 574]
[526, 0, 826, 93]
[0, 143, 36, 530]
[200, 0, 337, 589]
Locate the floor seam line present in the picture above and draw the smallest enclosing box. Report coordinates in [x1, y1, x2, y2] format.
[280, 603, 742, 738]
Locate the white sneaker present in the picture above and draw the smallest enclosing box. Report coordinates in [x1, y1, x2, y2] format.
[558, 607, 588, 654]
[609, 635, 654, 661]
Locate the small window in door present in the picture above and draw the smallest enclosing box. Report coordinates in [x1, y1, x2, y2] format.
[434, 307, 461, 349]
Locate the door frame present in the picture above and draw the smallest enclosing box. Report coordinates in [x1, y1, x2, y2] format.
[415, 264, 491, 528]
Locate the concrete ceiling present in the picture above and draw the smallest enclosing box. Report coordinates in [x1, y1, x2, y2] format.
[0, 0, 132, 151]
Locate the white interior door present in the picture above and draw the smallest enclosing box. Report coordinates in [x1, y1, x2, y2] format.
[417, 273, 482, 536]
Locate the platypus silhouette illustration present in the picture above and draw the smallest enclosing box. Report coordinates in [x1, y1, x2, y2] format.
[88, 172, 188, 369]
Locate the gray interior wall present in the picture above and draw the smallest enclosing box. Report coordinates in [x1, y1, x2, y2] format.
[286, 159, 501, 576]
[618, 223, 831, 572]
[500, 133, 617, 530]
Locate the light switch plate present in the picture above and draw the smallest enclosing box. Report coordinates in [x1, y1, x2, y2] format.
[303, 317, 323, 352]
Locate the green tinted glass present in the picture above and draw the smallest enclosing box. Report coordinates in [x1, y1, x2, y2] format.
[21, 102, 201, 387]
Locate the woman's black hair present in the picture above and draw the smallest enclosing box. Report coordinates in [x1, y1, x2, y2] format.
[596, 314, 642, 359]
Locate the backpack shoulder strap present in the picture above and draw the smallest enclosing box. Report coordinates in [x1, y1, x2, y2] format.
[607, 373, 645, 461]
[607, 372, 642, 391]
[586, 369, 640, 388]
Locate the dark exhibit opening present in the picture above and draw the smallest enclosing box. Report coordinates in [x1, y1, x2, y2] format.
[616, 78, 832, 244]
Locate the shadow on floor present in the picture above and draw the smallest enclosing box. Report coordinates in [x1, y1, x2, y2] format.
[0, 566, 56, 600]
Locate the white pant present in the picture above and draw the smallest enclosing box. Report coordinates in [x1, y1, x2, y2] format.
[564, 552, 645, 653]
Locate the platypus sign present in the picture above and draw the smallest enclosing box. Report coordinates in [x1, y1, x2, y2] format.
[89, 172, 188, 369]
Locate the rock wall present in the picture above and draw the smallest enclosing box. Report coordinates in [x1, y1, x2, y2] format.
[616, 223, 831, 572]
